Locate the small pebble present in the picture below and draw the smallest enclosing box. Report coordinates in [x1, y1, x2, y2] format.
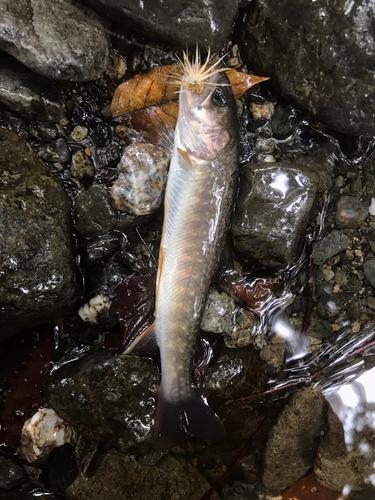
[369, 198, 375, 216]
[250, 101, 274, 120]
[200, 288, 235, 334]
[70, 125, 88, 142]
[38, 138, 70, 163]
[70, 151, 95, 180]
[335, 196, 368, 228]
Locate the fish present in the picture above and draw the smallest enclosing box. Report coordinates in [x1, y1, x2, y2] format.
[126, 49, 239, 449]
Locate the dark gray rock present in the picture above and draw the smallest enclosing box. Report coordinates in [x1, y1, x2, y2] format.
[65, 451, 216, 500]
[74, 185, 117, 238]
[336, 196, 368, 228]
[312, 231, 352, 266]
[29, 120, 58, 141]
[0, 128, 79, 338]
[262, 385, 327, 491]
[232, 162, 319, 269]
[38, 138, 71, 163]
[0, 456, 26, 490]
[80, 0, 240, 50]
[83, 234, 120, 265]
[240, 0, 375, 136]
[0, 0, 110, 81]
[45, 351, 159, 453]
[0, 57, 64, 122]
[364, 260, 375, 288]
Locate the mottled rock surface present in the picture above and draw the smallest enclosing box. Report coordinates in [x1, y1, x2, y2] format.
[312, 231, 352, 266]
[0, 128, 78, 337]
[45, 351, 159, 453]
[0, 456, 27, 490]
[0, 0, 110, 81]
[335, 196, 368, 228]
[315, 407, 375, 491]
[262, 385, 327, 491]
[74, 184, 117, 238]
[65, 452, 217, 500]
[0, 57, 65, 122]
[232, 162, 319, 269]
[200, 288, 235, 334]
[110, 143, 169, 216]
[240, 0, 375, 136]
[81, 0, 241, 50]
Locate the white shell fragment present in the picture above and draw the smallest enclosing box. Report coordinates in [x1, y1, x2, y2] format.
[110, 143, 170, 216]
[78, 294, 112, 324]
[21, 408, 65, 463]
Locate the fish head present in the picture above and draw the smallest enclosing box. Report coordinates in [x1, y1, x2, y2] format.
[178, 69, 238, 163]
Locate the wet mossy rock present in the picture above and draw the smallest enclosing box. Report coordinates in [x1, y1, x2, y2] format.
[240, 0, 375, 136]
[0, 0, 110, 81]
[80, 0, 241, 50]
[0, 128, 79, 338]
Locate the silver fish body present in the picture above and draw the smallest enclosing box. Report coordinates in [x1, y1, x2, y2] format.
[154, 69, 238, 448]
[128, 65, 239, 449]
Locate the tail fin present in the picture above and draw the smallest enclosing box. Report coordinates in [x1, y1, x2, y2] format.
[154, 388, 226, 450]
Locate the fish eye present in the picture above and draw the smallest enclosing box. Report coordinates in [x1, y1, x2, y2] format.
[211, 87, 231, 107]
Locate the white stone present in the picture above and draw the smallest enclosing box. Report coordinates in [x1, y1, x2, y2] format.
[78, 294, 111, 324]
[21, 408, 65, 462]
[110, 143, 170, 216]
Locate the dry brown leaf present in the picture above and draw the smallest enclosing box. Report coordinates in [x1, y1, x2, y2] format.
[111, 65, 182, 117]
[111, 63, 268, 119]
[226, 70, 270, 99]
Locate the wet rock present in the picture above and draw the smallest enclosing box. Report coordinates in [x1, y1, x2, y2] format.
[315, 407, 375, 492]
[0, 128, 78, 337]
[83, 260, 129, 299]
[91, 141, 123, 170]
[317, 293, 351, 320]
[69, 126, 89, 143]
[21, 408, 67, 463]
[224, 308, 256, 348]
[364, 260, 375, 288]
[45, 350, 159, 453]
[0, 0, 110, 81]
[0, 58, 65, 122]
[110, 144, 169, 216]
[70, 151, 95, 181]
[262, 385, 327, 491]
[271, 102, 298, 139]
[80, 0, 241, 50]
[304, 311, 332, 340]
[259, 343, 285, 368]
[200, 288, 236, 334]
[335, 196, 368, 228]
[0, 456, 27, 490]
[74, 185, 117, 238]
[65, 451, 216, 500]
[38, 138, 70, 163]
[232, 162, 319, 269]
[83, 234, 121, 265]
[312, 231, 352, 267]
[240, 0, 375, 136]
[29, 120, 58, 142]
[221, 481, 255, 500]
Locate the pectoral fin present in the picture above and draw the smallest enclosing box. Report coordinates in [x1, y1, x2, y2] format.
[177, 147, 193, 171]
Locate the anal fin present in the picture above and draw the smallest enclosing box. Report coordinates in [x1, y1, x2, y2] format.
[124, 322, 158, 357]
